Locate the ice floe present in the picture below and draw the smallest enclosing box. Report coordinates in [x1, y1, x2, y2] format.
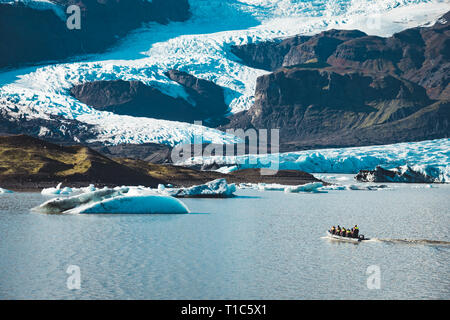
[41, 183, 96, 196]
[40, 179, 237, 200]
[0, 187, 13, 194]
[237, 182, 390, 193]
[158, 179, 237, 198]
[34, 179, 239, 214]
[284, 182, 324, 193]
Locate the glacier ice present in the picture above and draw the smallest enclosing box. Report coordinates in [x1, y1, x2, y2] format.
[179, 139, 450, 182]
[1, 0, 448, 146]
[40, 179, 237, 199]
[33, 187, 190, 214]
[284, 182, 324, 193]
[41, 183, 98, 196]
[356, 164, 449, 183]
[154, 179, 236, 198]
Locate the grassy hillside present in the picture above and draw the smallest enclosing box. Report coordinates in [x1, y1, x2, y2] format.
[0, 135, 322, 190]
[0, 135, 166, 189]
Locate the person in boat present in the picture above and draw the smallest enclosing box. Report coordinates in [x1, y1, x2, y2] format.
[340, 227, 346, 237]
[346, 228, 352, 237]
[353, 225, 359, 238]
[330, 226, 336, 234]
[336, 225, 341, 235]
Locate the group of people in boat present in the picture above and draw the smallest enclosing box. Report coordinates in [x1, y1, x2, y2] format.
[329, 225, 359, 238]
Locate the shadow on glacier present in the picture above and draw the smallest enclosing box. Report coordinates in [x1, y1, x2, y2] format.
[91, 1, 263, 62]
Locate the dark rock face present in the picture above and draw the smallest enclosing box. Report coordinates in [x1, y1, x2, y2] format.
[70, 75, 229, 125]
[231, 35, 312, 71]
[70, 80, 195, 121]
[282, 29, 367, 67]
[165, 69, 229, 125]
[232, 12, 449, 100]
[0, 0, 190, 68]
[90, 142, 173, 164]
[355, 165, 442, 183]
[223, 67, 447, 150]
[224, 12, 450, 150]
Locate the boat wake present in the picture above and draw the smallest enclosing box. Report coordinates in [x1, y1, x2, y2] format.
[322, 236, 450, 246]
[370, 238, 450, 246]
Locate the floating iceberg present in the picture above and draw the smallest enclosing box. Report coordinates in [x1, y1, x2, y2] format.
[41, 183, 97, 196]
[40, 179, 237, 202]
[70, 195, 190, 214]
[257, 183, 286, 191]
[0, 187, 13, 194]
[162, 179, 237, 198]
[284, 182, 324, 193]
[33, 187, 189, 214]
[238, 182, 389, 192]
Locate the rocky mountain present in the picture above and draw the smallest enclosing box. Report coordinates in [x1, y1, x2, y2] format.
[70, 71, 229, 125]
[225, 12, 450, 150]
[165, 69, 229, 125]
[0, 0, 191, 68]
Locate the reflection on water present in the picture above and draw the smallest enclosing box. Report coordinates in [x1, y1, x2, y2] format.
[0, 183, 449, 299]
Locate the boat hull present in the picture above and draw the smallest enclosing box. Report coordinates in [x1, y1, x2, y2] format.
[326, 231, 363, 242]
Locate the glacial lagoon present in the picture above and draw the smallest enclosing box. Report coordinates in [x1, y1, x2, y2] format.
[0, 177, 449, 299]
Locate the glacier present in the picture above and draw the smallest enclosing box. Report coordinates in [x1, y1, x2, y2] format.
[179, 138, 450, 182]
[1, 0, 449, 146]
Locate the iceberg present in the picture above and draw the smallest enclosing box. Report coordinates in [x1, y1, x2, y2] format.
[257, 183, 286, 191]
[0, 187, 13, 194]
[162, 179, 237, 198]
[41, 183, 97, 196]
[33, 187, 189, 214]
[39, 179, 237, 202]
[284, 182, 324, 193]
[68, 195, 190, 215]
[238, 182, 389, 192]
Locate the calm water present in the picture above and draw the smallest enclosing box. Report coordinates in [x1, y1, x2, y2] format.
[1, 179, 449, 299]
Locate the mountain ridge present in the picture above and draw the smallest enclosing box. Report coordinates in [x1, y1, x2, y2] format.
[222, 11, 450, 151]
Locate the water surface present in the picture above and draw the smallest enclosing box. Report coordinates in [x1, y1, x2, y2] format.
[0, 181, 449, 299]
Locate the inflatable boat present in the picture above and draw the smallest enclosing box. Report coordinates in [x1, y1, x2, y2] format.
[326, 231, 369, 242]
